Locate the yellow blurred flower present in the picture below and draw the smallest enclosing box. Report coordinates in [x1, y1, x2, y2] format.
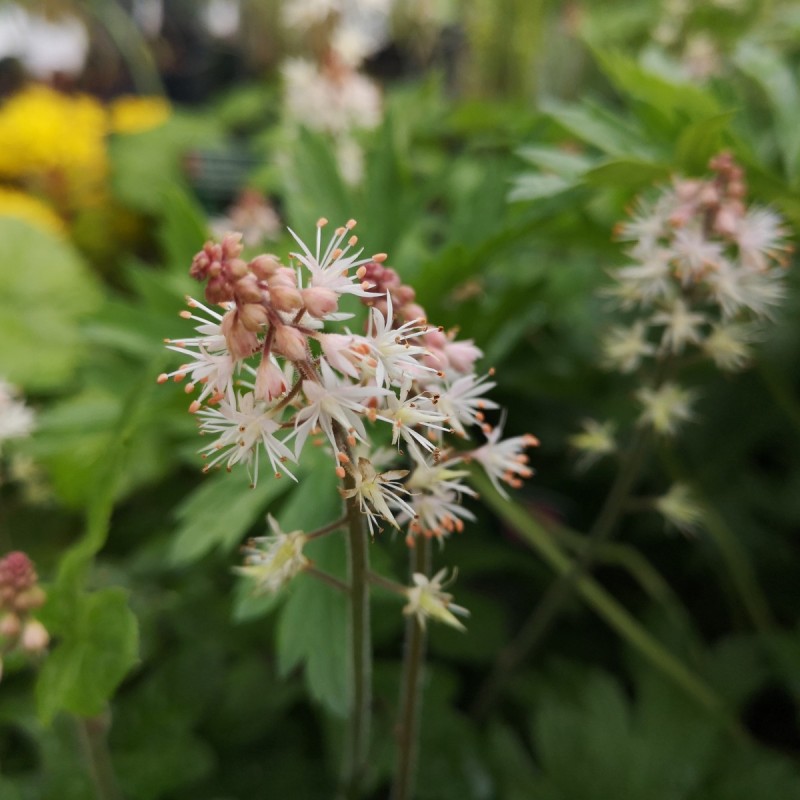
[0, 187, 66, 236]
[0, 84, 107, 207]
[108, 95, 171, 135]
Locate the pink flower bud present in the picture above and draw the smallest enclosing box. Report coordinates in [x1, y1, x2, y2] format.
[444, 339, 482, 374]
[255, 358, 287, 401]
[21, 620, 49, 653]
[302, 286, 339, 318]
[273, 324, 307, 361]
[14, 585, 46, 611]
[0, 612, 20, 639]
[249, 254, 282, 280]
[239, 303, 269, 332]
[221, 310, 259, 359]
[270, 285, 304, 313]
[234, 275, 265, 304]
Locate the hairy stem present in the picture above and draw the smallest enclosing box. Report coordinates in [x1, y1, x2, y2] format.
[471, 428, 651, 719]
[336, 429, 372, 799]
[390, 539, 432, 800]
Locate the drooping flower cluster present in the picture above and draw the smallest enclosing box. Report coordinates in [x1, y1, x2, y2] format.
[161, 218, 538, 627]
[0, 551, 48, 680]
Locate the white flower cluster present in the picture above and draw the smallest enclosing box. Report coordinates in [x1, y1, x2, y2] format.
[0, 379, 35, 455]
[605, 152, 790, 376]
[161, 218, 537, 625]
[596, 152, 792, 439]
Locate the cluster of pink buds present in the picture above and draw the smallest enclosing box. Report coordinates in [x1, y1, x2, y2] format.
[161, 217, 538, 625]
[0, 551, 49, 679]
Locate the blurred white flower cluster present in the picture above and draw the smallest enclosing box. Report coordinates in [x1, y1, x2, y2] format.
[280, 0, 392, 183]
[572, 152, 792, 532]
[161, 218, 537, 626]
[604, 152, 790, 380]
[0, 379, 35, 456]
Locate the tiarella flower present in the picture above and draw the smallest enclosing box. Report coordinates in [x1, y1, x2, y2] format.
[291, 359, 386, 459]
[654, 483, 704, 534]
[636, 382, 695, 437]
[431, 372, 498, 438]
[671, 226, 723, 282]
[403, 569, 469, 632]
[734, 208, 790, 272]
[403, 489, 476, 545]
[196, 392, 296, 483]
[398, 460, 477, 543]
[702, 322, 755, 371]
[612, 248, 673, 307]
[289, 218, 377, 300]
[568, 418, 617, 470]
[339, 457, 415, 536]
[357, 293, 432, 388]
[470, 423, 539, 498]
[379, 380, 450, 458]
[236, 515, 309, 594]
[651, 298, 707, 354]
[602, 321, 656, 374]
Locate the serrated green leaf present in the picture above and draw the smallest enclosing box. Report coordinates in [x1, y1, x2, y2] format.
[584, 158, 670, 189]
[0, 218, 102, 391]
[516, 146, 595, 177]
[543, 99, 654, 159]
[275, 456, 350, 716]
[169, 470, 293, 565]
[508, 172, 578, 202]
[36, 588, 139, 723]
[595, 49, 722, 122]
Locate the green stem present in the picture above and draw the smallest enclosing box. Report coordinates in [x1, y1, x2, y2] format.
[336, 431, 372, 799]
[81, 0, 165, 96]
[76, 712, 123, 800]
[391, 539, 432, 800]
[471, 427, 651, 719]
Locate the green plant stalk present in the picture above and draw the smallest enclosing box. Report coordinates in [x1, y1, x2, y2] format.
[81, 0, 165, 96]
[468, 467, 735, 729]
[390, 539, 432, 800]
[76, 713, 123, 800]
[472, 429, 651, 718]
[337, 433, 372, 799]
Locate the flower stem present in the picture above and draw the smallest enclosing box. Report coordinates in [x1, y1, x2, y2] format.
[471, 428, 651, 719]
[337, 431, 372, 799]
[76, 712, 123, 800]
[390, 539, 432, 800]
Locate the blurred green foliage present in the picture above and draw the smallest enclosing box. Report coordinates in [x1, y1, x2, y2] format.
[1, 1, 800, 798]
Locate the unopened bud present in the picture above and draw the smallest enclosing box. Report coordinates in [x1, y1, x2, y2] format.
[0, 612, 21, 639]
[14, 585, 46, 611]
[273, 324, 307, 361]
[301, 286, 339, 318]
[249, 254, 282, 280]
[239, 303, 269, 332]
[270, 285, 304, 313]
[21, 620, 49, 653]
[234, 275, 265, 304]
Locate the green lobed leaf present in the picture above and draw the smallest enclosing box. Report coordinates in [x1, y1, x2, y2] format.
[0, 218, 102, 391]
[275, 452, 350, 716]
[36, 588, 139, 723]
[169, 469, 293, 566]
